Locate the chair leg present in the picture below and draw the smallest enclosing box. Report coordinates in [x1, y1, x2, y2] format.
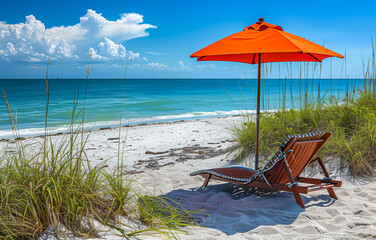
[293, 192, 305, 208]
[203, 174, 211, 187]
[327, 188, 338, 200]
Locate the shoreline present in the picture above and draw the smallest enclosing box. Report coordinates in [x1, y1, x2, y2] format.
[0, 114, 244, 141]
[0, 112, 247, 140]
[1, 107, 283, 141]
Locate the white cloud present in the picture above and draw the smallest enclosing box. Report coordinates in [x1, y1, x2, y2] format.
[98, 37, 127, 58]
[178, 60, 191, 70]
[146, 62, 170, 70]
[0, 9, 156, 63]
[129, 60, 197, 71]
[144, 51, 166, 55]
[197, 63, 216, 69]
[128, 62, 174, 71]
[89, 47, 107, 61]
[130, 63, 141, 68]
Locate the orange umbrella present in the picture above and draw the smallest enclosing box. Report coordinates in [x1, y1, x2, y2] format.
[190, 18, 344, 169]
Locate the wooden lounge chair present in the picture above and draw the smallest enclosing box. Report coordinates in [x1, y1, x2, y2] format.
[190, 131, 342, 208]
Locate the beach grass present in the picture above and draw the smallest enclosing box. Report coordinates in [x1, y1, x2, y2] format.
[231, 43, 376, 177]
[232, 85, 376, 177]
[0, 63, 196, 239]
[0, 126, 194, 239]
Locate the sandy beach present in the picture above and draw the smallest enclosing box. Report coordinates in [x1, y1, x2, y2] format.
[2, 2, 376, 239]
[2, 116, 375, 240]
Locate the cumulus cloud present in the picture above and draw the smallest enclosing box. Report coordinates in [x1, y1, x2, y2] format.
[0, 9, 156, 62]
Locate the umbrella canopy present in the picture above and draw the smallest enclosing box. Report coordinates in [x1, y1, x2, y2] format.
[190, 18, 343, 64]
[190, 18, 344, 170]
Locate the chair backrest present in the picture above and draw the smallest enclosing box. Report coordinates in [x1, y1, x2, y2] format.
[262, 131, 323, 171]
[263, 132, 331, 184]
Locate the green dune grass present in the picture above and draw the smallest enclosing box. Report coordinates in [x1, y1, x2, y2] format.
[231, 84, 376, 177]
[231, 42, 376, 177]
[0, 60, 195, 239]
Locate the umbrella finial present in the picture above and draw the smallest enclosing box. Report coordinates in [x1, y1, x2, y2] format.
[258, 18, 264, 23]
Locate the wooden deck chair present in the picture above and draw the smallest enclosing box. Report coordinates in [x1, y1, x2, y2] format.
[190, 131, 342, 208]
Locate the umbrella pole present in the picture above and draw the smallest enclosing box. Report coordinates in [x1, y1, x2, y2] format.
[255, 53, 262, 170]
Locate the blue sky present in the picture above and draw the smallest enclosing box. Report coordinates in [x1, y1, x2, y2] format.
[0, 0, 375, 79]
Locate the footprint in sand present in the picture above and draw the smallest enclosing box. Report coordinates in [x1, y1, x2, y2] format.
[326, 208, 341, 217]
[253, 226, 280, 235]
[318, 222, 342, 232]
[331, 215, 348, 225]
[369, 209, 376, 214]
[295, 224, 327, 234]
[357, 192, 376, 201]
[339, 190, 350, 196]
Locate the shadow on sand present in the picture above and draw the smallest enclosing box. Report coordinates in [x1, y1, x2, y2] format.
[163, 183, 336, 235]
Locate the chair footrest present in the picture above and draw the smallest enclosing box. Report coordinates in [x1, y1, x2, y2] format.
[297, 177, 342, 187]
[308, 183, 336, 191]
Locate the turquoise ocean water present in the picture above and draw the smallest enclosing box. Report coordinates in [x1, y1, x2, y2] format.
[0, 79, 364, 138]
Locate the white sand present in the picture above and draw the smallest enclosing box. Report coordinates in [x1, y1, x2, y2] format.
[3, 116, 376, 239]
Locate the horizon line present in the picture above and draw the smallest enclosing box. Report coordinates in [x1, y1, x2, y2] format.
[0, 78, 366, 80]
